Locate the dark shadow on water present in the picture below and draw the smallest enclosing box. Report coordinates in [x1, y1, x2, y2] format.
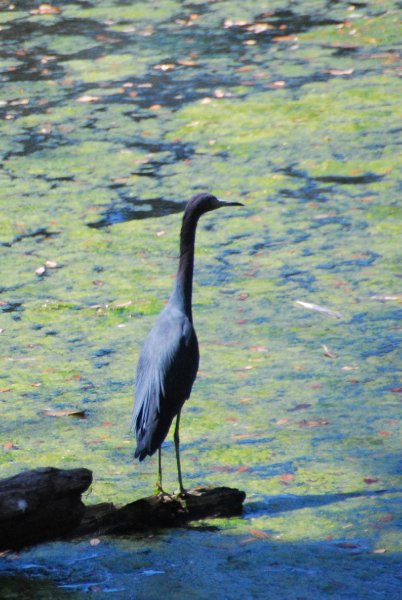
[0, 574, 71, 599]
[1, 517, 402, 598]
[246, 488, 400, 518]
[278, 164, 385, 186]
[87, 197, 186, 228]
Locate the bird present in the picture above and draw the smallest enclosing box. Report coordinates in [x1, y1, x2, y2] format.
[132, 192, 243, 495]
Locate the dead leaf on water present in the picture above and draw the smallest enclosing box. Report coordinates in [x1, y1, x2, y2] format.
[272, 35, 298, 42]
[363, 477, 379, 484]
[31, 4, 61, 15]
[279, 473, 294, 482]
[77, 95, 100, 103]
[287, 403, 311, 412]
[327, 68, 354, 76]
[371, 294, 402, 302]
[335, 542, 360, 549]
[295, 300, 343, 319]
[154, 63, 175, 71]
[90, 538, 101, 546]
[45, 260, 57, 268]
[298, 419, 329, 428]
[43, 409, 86, 418]
[177, 59, 198, 67]
[322, 344, 337, 358]
[248, 529, 271, 539]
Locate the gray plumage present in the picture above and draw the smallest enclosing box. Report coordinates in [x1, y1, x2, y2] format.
[132, 192, 243, 492]
[133, 304, 199, 460]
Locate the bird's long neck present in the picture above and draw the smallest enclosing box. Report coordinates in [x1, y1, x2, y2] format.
[170, 211, 199, 321]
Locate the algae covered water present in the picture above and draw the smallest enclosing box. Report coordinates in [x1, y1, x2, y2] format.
[1, 1, 401, 598]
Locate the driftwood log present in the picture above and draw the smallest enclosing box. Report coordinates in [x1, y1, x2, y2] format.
[0, 467, 92, 551]
[0, 467, 246, 551]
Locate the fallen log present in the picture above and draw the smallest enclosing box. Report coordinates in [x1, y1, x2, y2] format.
[0, 467, 246, 550]
[76, 485, 246, 537]
[0, 467, 92, 551]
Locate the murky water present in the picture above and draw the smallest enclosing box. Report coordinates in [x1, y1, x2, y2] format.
[1, 1, 401, 598]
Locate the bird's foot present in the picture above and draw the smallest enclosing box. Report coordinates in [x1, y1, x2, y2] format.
[154, 482, 173, 500]
[173, 489, 189, 510]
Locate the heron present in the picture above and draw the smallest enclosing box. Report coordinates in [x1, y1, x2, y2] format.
[132, 192, 243, 495]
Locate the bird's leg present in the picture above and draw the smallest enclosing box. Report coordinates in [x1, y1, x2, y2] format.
[174, 412, 186, 497]
[155, 448, 171, 498]
[157, 447, 162, 491]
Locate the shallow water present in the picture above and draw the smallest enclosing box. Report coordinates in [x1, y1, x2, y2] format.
[1, 0, 401, 598]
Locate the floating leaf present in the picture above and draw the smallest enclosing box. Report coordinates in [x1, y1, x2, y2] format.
[371, 294, 402, 302]
[43, 409, 86, 418]
[295, 300, 343, 319]
[327, 68, 354, 76]
[363, 477, 379, 484]
[248, 529, 271, 539]
[45, 260, 58, 268]
[272, 35, 298, 42]
[236, 466, 250, 473]
[322, 344, 337, 358]
[270, 80, 286, 88]
[378, 514, 393, 523]
[77, 95, 100, 103]
[299, 419, 329, 427]
[4, 441, 18, 450]
[31, 3, 61, 15]
[90, 538, 101, 546]
[177, 59, 198, 67]
[287, 403, 311, 412]
[279, 473, 294, 482]
[154, 63, 175, 71]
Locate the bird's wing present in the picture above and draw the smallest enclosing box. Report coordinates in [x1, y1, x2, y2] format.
[133, 306, 199, 458]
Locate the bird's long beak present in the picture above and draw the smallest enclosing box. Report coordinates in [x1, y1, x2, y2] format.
[217, 200, 244, 207]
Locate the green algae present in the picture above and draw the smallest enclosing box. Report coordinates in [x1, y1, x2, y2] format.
[1, 0, 401, 597]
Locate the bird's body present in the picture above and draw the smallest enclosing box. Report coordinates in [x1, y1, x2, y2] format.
[133, 303, 199, 460]
[132, 193, 242, 493]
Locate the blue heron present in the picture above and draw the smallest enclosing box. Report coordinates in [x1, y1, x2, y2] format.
[132, 193, 243, 494]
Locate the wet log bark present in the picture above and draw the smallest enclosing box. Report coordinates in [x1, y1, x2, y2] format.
[0, 467, 246, 550]
[0, 467, 92, 551]
[75, 485, 246, 537]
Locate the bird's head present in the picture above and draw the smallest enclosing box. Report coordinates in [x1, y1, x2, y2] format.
[186, 193, 243, 218]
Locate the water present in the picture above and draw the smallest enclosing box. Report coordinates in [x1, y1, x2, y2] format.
[1, 1, 401, 597]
